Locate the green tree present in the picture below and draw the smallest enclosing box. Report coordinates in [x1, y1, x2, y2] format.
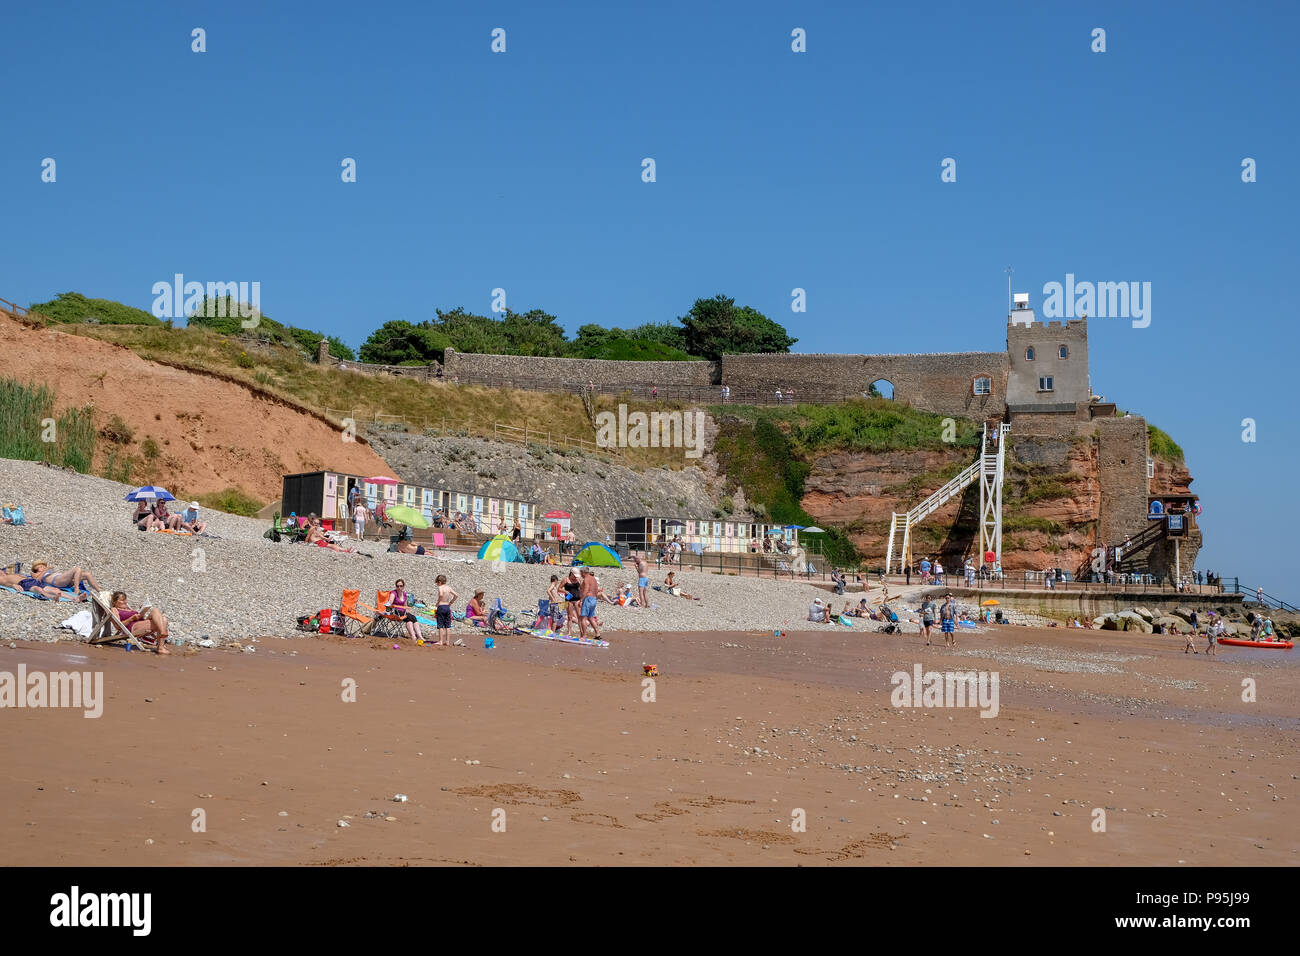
[359, 320, 451, 364]
[678, 294, 796, 360]
[501, 308, 570, 356]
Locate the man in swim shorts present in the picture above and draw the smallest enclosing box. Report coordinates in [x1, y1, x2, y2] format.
[578, 567, 602, 640]
[631, 549, 650, 610]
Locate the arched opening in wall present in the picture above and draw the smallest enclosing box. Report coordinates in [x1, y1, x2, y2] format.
[864, 379, 894, 400]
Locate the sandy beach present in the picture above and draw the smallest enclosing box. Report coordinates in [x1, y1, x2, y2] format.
[3, 621, 1294, 866]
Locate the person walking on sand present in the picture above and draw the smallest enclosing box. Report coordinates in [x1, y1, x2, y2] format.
[630, 549, 650, 610]
[939, 593, 957, 647]
[578, 567, 603, 639]
[921, 595, 936, 646]
[352, 498, 368, 540]
[434, 574, 458, 646]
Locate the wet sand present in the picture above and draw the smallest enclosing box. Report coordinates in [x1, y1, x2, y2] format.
[2, 624, 1295, 866]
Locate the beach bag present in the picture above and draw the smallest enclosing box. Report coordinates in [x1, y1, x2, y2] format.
[265, 528, 281, 542]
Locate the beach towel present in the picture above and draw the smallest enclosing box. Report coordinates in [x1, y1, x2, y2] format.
[527, 627, 609, 648]
[59, 608, 95, 637]
[3, 505, 27, 525]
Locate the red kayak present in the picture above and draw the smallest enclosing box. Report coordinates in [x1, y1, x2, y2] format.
[1217, 637, 1293, 649]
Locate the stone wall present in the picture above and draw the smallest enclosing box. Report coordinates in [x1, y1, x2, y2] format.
[1094, 416, 1151, 548]
[443, 348, 719, 388]
[721, 352, 1009, 419]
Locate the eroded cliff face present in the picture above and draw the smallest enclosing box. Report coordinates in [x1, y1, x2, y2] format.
[801, 429, 1198, 574]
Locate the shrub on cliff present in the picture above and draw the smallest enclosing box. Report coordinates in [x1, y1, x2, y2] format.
[1147, 424, 1184, 462]
[30, 291, 161, 326]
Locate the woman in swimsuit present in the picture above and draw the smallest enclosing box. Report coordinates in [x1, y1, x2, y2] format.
[466, 589, 488, 624]
[111, 590, 171, 654]
[4, 570, 65, 600]
[134, 501, 162, 531]
[385, 579, 422, 642]
[29, 561, 101, 597]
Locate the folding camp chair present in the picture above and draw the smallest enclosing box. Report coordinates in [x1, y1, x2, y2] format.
[86, 590, 149, 648]
[360, 589, 407, 638]
[338, 589, 373, 636]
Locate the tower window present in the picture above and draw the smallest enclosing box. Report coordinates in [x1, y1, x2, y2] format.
[1147, 457, 1155, 479]
[1059, 345, 1069, 359]
[1038, 376, 1054, 392]
[972, 376, 992, 396]
[1025, 347, 1035, 361]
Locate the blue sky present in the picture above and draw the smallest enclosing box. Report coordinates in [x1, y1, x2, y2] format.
[2, 0, 1297, 596]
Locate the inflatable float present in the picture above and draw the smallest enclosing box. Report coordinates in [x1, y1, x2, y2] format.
[1216, 637, 1293, 649]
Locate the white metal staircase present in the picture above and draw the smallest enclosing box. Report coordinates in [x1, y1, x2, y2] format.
[886, 422, 1009, 574]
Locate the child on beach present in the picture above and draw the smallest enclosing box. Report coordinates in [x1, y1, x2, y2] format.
[939, 594, 957, 647]
[434, 574, 458, 646]
[1184, 627, 1198, 654]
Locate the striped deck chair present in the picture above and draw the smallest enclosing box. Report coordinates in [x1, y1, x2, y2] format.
[87, 590, 147, 647]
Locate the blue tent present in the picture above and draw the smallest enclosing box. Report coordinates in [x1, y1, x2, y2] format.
[478, 535, 523, 562]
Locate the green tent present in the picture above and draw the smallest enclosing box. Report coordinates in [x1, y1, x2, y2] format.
[574, 542, 621, 567]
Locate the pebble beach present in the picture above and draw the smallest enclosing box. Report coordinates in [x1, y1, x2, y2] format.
[1, 458, 1012, 645]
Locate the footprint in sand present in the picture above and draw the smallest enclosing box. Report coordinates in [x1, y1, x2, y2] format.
[698, 827, 797, 845]
[571, 812, 625, 829]
[793, 831, 905, 860]
[453, 784, 582, 808]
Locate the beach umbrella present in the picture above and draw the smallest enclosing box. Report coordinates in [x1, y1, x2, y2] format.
[367, 475, 399, 485]
[542, 510, 571, 519]
[664, 519, 685, 527]
[387, 505, 429, 529]
[478, 535, 522, 562]
[981, 599, 1000, 606]
[801, 526, 826, 533]
[125, 486, 175, 502]
[783, 524, 805, 530]
[766, 528, 784, 535]
[574, 542, 621, 567]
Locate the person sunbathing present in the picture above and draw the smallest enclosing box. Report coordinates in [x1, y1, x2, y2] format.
[396, 540, 436, 556]
[0, 570, 62, 599]
[180, 502, 208, 534]
[466, 589, 488, 623]
[134, 501, 163, 531]
[111, 591, 171, 654]
[305, 519, 357, 553]
[29, 561, 102, 597]
[661, 571, 697, 600]
[152, 500, 183, 531]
